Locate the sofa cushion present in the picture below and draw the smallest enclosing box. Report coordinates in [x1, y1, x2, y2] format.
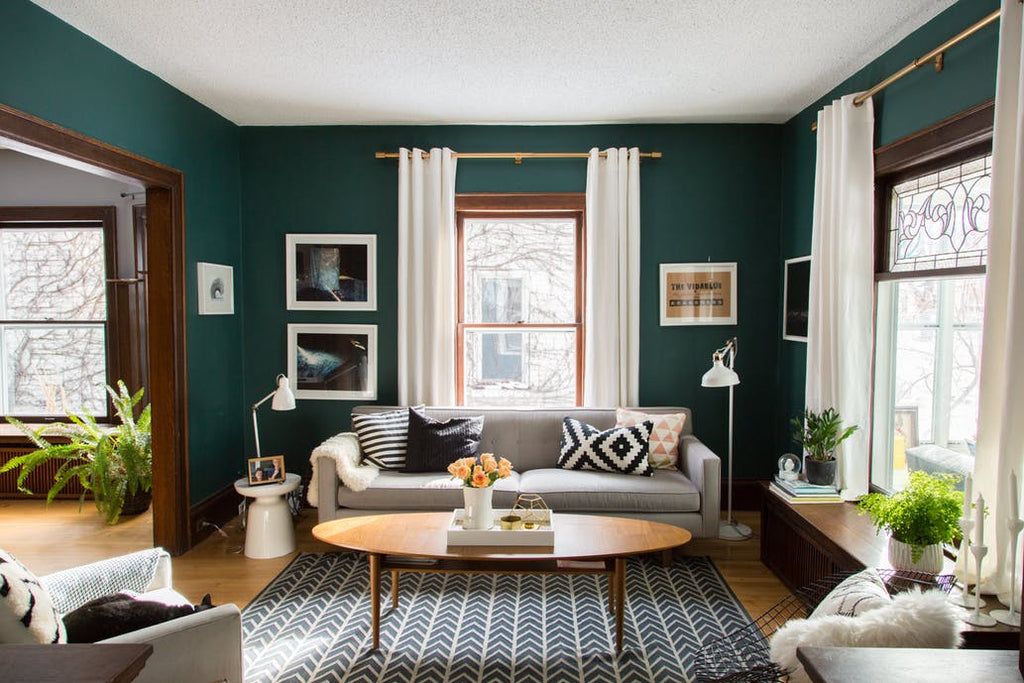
[518, 468, 699, 513]
[338, 471, 522, 510]
[403, 409, 483, 473]
[558, 418, 654, 476]
[616, 408, 686, 470]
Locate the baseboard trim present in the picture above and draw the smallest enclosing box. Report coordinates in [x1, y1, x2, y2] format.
[189, 483, 239, 546]
[722, 478, 764, 511]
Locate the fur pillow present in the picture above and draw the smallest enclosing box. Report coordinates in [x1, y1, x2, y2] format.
[770, 589, 963, 683]
[0, 549, 66, 644]
[63, 592, 214, 643]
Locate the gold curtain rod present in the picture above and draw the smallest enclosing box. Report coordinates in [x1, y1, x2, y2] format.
[811, 7, 1002, 131]
[375, 150, 662, 163]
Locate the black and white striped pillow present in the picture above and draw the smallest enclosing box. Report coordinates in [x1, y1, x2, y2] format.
[0, 548, 66, 644]
[352, 407, 422, 470]
[557, 417, 654, 476]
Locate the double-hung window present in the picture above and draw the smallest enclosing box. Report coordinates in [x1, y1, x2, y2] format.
[0, 207, 116, 420]
[456, 194, 585, 407]
[870, 105, 992, 492]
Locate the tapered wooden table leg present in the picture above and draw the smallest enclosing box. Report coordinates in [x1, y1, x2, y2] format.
[391, 570, 399, 609]
[614, 557, 626, 654]
[608, 571, 616, 614]
[369, 553, 381, 649]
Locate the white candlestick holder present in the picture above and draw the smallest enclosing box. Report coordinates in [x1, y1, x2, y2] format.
[991, 518, 1024, 627]
[951, 516, 986, 608]
[962, 543, 996, 627]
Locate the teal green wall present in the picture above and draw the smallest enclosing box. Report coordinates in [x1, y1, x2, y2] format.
[241, 125, 782, 479]
[0, 0, 244, 503]
[776, 0, 1000, 455]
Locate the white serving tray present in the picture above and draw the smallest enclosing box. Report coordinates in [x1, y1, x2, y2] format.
[446, 508, 555, 547]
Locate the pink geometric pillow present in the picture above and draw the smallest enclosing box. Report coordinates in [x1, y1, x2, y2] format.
[615, 408, 686, 470]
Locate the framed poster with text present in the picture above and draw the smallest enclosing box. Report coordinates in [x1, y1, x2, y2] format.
[659, 262, 737, 326]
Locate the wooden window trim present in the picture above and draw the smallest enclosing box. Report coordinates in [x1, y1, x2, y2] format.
[455, 193, 586, 406]
[0, 205, 119, 422]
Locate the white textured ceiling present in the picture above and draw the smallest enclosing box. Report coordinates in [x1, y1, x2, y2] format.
[32, 0, 956, 126]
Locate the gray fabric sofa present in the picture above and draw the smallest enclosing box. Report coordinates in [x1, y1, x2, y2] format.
[315, 406, 721, 538]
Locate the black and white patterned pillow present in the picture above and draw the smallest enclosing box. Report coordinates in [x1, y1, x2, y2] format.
[0, 549, 66, 644]
[557, 417, 654, 476]
[809, 568, 892, 619]
[352, 406, 423, 470]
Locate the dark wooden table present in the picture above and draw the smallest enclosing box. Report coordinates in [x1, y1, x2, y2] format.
[797, 646, 1022, 682]
[0, 643, 152, 683]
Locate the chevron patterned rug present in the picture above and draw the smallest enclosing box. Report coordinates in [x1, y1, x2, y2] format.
[242, 552, 752, 683]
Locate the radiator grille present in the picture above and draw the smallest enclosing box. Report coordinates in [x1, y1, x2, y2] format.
[0, 447, 90, 499]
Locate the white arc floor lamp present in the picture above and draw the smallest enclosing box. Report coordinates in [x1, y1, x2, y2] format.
[252, 374, 296, 457]
[701, 337, 751, 541]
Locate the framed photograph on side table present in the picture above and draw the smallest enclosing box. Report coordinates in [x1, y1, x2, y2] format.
[659, 262, 737, 326]
[247, 454, 285, 486]
[286, 234, 376, 310]
[288, 323, 377, 400]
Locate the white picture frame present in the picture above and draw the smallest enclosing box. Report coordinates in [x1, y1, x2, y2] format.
[197, 262, 234, 315]
[659, 262, 737, 326]
[783, 255, 811, 342]
[287, 323, 377, 400]
[286, 233, 376, 311]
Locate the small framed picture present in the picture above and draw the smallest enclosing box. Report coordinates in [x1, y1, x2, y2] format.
[247, 454, 285, 486]
[659, 262, 737, 326]
[783, 256, 811, 342]
[197, 262, 234, 315]
[288, 323, 377, 400]
[286, 234, 376, 310]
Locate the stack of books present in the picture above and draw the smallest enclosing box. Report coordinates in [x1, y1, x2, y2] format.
[769, 476, 842, 503]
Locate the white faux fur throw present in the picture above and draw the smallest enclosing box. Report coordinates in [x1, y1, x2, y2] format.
[769, 589, 963, 683]
[307, 432, 379, 507]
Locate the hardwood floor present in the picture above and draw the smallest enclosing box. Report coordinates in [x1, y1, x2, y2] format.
[0, 500, 788, 617]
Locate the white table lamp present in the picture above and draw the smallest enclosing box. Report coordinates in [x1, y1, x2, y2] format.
[252, 374, 296, 458]
[701, 337, 751, 541]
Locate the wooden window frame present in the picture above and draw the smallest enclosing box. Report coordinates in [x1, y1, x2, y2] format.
[0, 205, 121, 422]
[455, 193, 586, 407]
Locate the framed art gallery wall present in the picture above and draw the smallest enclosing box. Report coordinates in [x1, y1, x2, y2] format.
[286, 233, 377, 311]
[287, 323, 377, 400]
[783, 255, 810, 342]
[659, 262, 737, 326]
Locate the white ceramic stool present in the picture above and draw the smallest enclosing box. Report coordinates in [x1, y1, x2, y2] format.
[234, 473, 300, 559]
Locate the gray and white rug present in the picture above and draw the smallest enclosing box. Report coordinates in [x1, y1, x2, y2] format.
[242, 552, 752, 683]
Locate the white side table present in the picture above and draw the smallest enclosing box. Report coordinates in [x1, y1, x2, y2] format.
[234, 473, 300, 559]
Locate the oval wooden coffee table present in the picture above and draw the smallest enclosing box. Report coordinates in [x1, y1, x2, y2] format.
[312, 512, 692, 653]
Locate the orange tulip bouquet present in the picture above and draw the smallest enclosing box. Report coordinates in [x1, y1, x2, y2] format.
[447, 452, 513, 488]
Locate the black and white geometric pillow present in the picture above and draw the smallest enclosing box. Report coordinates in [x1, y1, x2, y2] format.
[0, 548, 66, 644]
[557, 417, 654, 476]
[352, 406, 423, 470]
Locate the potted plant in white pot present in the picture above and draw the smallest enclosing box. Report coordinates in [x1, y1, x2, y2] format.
[790, 407, 858, 486]
[857, 470, 962, 573]
[1, 381, 152, 524]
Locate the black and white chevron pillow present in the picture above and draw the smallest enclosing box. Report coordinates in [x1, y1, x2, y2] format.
[0, 548, 66, 644]
[352, 406, 423, 470]
[557, 417, 654, 476]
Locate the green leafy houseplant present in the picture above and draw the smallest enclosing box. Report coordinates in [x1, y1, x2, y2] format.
[790, 407, 859, 462]
[1, 381, 152, 524]
[857, 471, 962, 562]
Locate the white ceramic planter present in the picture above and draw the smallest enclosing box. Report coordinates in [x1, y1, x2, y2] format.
[888, 537, 943, 573]
[463, 486, 495, 530]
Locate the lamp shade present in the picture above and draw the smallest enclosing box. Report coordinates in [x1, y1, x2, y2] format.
[701, 358, 740, 388]
[271, 374, 296, 411]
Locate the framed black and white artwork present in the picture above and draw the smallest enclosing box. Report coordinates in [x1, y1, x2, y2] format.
[783, 255, 811, 342]
[287, 323, 377, 400]
[286, 234, 376, 311]
[197, 262, 234, 315]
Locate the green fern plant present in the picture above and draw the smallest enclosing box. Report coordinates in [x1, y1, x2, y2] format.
[790, 407, 859, 462]
[1, 381, 152, 524]
[857, 471, 963, 562]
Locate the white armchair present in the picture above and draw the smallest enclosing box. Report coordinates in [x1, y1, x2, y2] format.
[41, 548, 243, 683]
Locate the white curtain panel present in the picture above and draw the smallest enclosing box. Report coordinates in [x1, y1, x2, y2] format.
[584, 147, 641, 407]
[397, 147, 457, 405]
[974, 0, 1024, 594]
[805, 94, 875, 501]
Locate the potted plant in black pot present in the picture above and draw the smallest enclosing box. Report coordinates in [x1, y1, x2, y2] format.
[790, 407, 858, 487]
[1, 381, 152, 524]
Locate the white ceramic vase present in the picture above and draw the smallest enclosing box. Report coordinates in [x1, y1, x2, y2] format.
[888, 537, 943, 573]
[463, 486, 494, 530]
